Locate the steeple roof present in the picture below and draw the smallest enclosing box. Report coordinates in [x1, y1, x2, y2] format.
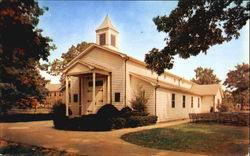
[96, 15, 118, 32]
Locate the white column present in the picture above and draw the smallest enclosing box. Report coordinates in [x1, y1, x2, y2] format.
[107, 74, 111, 104]
[92, 72, 96, 113]
[65, 75, 69, 116]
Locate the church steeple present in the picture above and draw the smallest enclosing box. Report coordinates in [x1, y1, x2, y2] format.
[96, 15, 119, 51]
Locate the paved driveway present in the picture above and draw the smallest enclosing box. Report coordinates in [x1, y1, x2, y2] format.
[0, 120, 205, 156]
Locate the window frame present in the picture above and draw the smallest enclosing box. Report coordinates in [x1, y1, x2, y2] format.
[191, 96, 193, 108]
[115, 92, 120, 102]
[182, 95, 186, 108]
[171, 93, 175, 108]
[99, 33, 106, 45]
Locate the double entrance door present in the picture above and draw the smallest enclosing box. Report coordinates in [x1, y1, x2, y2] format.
[85, 78, 106, 114]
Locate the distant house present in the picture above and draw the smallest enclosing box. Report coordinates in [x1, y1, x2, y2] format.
[61, 15, 224, 122]
[45, 84, 63, 107]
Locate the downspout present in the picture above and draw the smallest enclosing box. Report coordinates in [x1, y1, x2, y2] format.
[154, 77, 159, 116]
[124, 56, 129, 107]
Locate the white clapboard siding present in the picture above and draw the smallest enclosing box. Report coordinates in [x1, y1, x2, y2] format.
[79, 48, 125, 109]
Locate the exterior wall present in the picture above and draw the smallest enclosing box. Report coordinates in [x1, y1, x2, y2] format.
[201, 95, 214, 113]
[68, 76, 80, 115]
[79, 48, 125, 110]
[45, 91, 63, 107]
[156, 88, 201, 122]
[129, 76, 155, 115]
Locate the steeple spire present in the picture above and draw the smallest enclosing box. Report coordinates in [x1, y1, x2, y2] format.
[96, 15, 118, 32]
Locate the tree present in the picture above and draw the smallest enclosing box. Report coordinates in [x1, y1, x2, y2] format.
[130, 85, 149, 113]
[0, 0, 55, 113]
[223, 63, 249, 109]
[191, 67, 221, 84]
[145, 0, 250, 75]
[47, 41, 92, 84]
[217, 90, 237, 112]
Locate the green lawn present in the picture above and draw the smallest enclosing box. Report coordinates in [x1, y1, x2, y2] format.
[121, 123, 249, 155]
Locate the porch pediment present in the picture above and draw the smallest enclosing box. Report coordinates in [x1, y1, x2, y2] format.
[65, 60, 111, 76]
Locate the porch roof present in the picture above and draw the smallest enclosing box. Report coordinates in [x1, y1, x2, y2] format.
[64, 60, 111, 76]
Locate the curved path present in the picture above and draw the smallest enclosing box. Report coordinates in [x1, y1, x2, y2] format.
[0, 120, 205, 156]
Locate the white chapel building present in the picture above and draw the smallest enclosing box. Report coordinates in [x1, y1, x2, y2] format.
[62, 15, 224, 122]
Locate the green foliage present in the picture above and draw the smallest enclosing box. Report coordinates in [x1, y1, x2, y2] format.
[53, 104, 157, 131]
[145, 0, 250, 74]
[130, 86, 149, 113]
[0, 0, 55, 112]
[126, 115, 158, 128]
[121, 123, 249, 155]
[223, 63, 249, 108]
[217, 91, 237, 112]
[191, 67, 221, 84]
[120, 106, 133, 118]
[97, 104, 120, 119]
[47, 41, 92, 84]
[110, 117, 126, 129]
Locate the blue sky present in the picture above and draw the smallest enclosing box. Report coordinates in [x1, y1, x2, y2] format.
[38, 1, 249, 84]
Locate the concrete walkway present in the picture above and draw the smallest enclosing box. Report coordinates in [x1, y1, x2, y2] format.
[0, 119, 205, 156]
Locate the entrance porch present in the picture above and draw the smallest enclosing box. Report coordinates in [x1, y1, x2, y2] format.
[64, 60, 111, 116]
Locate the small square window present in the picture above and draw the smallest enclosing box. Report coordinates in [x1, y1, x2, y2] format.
[115, 93, 120, 102]
[73, 94, 78, 103]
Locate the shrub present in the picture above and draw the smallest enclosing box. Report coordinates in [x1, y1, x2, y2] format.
[52, 101, 72, 129]
[130, 86, 148, 113]
[119, 106, 132, 118]
[131, 111, 149, 116]
[52, 101, 72, 118]
[110, 117, 126, 129]
[97, 104, 119, 120]
[127, 115, 158, 128]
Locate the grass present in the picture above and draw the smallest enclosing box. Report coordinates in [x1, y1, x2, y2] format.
[0, 140, 82, 156]
[121, 123, 249, 155]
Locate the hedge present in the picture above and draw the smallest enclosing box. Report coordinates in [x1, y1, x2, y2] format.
[0, 113, 53, 122]
[53, 104, 158, 131]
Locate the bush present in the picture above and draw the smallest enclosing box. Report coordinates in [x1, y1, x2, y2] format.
[52, 101, 72, 118]
[131, 111, 149, 116]
[110, 117, 126, 129]
[130, 86, 148, 113]
[0, 113, 52, 122]
[127, 115, 158, 128]
[52, 101, 72, 129]
[119, 106, 132, 118]
[97, 104, 119, 119]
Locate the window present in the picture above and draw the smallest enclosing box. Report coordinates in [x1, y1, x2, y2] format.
[69, 93, 71, 103]
[111, 34, 116, 46]
[198, 98, 200, 108]
[73, 94, 78, 103]
[115, 92, 120, 102]
[217, 99, 220, 104]
[54, 92, 56, 96]
[182, 95, 186, 108]
[191, 96, 193, 108]
[99, 33, 106, 45]
[171, 94, 175, 108]
[88, 80, 103, 87]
